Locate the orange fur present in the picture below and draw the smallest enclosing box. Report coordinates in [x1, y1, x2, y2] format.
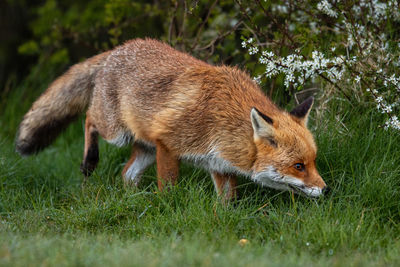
[155, 140, 179, 190]
[16, 38, 327, 199]
[212, 172, 237, 201]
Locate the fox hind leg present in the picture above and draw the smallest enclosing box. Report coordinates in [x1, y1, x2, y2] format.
[80, 115, 99, 179]
[122, 142, 155, 186]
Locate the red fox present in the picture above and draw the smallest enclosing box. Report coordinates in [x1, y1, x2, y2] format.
[16, 38, 327, 199]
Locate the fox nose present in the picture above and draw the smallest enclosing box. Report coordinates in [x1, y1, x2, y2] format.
[322, 186, 331, 195]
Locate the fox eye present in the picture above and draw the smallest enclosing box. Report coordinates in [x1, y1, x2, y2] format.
[294, 163, 305, 171]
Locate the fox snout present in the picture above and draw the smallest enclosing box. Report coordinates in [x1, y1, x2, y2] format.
[283, 170, 327, 197]
[252, 167, 327, 197]
[298, 178, 327, 197]
[303, 171, 327, 197]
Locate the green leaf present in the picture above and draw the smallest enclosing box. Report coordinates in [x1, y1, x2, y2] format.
[18, 41, 39, 55]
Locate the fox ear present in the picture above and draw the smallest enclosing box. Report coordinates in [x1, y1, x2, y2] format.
[290, 96, 314, 125]
[250, 108, 275, 143]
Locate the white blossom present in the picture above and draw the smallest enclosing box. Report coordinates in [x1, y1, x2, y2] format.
[248, 46, 259, 55]
[317, 0, 338, 18]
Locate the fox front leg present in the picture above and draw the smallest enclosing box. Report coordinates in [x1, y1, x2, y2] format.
[80, 115, 99, 180]
[211, 172, 237, 202]
[122, 143, 155, 187]
[155, 140, 179, 191]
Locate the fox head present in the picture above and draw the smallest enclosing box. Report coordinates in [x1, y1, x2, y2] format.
[250, 97, 327, 197]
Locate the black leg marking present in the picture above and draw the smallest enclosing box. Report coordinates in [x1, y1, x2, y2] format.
[80, 130, 99, 177]
[80, 143, 99, 176]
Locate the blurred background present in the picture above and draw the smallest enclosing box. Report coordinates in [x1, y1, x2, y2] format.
[1, 0, 250, 98]
[1, 0, 399, 132]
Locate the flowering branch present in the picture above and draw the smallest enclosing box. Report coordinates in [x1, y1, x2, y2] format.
[238, 0, 400, 131]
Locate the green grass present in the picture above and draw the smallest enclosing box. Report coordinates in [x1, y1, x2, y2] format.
[1, 86, 400, 266]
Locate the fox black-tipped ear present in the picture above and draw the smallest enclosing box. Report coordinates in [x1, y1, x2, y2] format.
[250, 108, 275, 142]
[290, 96, 314, 125]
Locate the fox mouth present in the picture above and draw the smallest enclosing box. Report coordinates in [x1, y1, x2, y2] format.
[287, 183, 309, 196]
[286, 183, 322, 197]
[287, 183, 303, 193]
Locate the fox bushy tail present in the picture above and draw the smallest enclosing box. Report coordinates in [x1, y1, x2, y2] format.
[16, 52, 108, 155]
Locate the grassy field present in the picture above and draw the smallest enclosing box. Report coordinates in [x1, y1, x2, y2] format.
[1, 85, 400, 266]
